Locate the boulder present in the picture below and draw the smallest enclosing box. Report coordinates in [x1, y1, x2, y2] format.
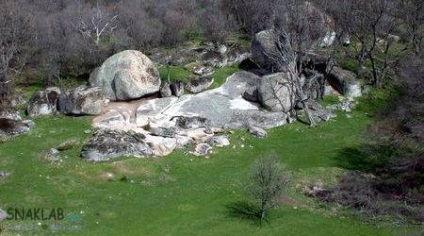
[258, 72, 296, 112]
[89, 50, 161, 101]
[59, 86, 106, 115]
[26, 87, 61, 117]
[207, 135, 230, 147]
[0, 118, 31, 138]
[328, 67, 361, 98]
[80, 129, 153, 162]
[248, 125, 268, 138]
[251, 29, 285, 72]
[185, 76, 214, 94]
[159, 82, 173, 98]
[170, 81, 184, 97]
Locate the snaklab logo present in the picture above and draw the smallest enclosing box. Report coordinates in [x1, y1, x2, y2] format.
[0, 207, 83, 233]
[6, 208, 65, 221]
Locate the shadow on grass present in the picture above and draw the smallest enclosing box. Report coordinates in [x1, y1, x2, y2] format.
[225, 201, 263, 225]
[334, 145, 397, 172]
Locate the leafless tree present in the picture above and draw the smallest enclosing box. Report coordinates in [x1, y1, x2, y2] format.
[73, 0, 118, 46]
[328, 0, 398, 88]
[260, 1, 331, 126]
[0, 0, 35, 105]
[249, 155, 288, 224]
[397, 0, 424, 55]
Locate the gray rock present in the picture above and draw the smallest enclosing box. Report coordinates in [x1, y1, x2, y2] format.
[26, 87, 61, 117]
[328, 67, 361, 98]
[192, 143, 212, 156]
[191, 66, 214, 76]
[0, 118, 31, 137]
[207, 135, 230, 147]
[173, 116, 208, 129]
[149, 127, 177, 138]
[159, 82, 173, 98]
[163, 72, 287, 130]
[170, 81, 184, 97]
[258, 72, 296, 112]
[306, 101, 336, 122]
[186, 76, 214, 94]
[0, 171, 11, 178]
[136, 97, 178, 127]
[59, 86, 106, 115]
[89, 50, 161, 101]
[251, 29, 284, 72]
[0, 208, 7, 221]
[81, 129, 153, 162]
[248, 126, 268, 138]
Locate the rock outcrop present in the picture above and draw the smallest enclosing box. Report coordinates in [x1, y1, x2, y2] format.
[59, 86, 107, 115]
[85, 71, 288, 161]
[89, 50, 161, 101]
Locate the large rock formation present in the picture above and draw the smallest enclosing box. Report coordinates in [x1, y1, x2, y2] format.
[85, 71, 288, 161]
[26, 87, 61, 117]
[258, 72, 296, 112]
[89, 50, 161, 101]
[59, 86, 107, 116]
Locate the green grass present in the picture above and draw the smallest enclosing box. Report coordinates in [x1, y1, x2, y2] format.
[158, 65, 240, 89]
[0, 92, 418, 235]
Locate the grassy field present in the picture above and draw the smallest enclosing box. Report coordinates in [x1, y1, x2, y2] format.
[0, 70, 417, 235]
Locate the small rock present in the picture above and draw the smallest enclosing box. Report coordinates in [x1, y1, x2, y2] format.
[192, 143, 212, 156]
[0, 171, 10, 178]
[99, 172, 115, 181]
[170, 81, 184, 97]
[248, 126, 268, 138]
[0, 208, 7, 221]
[49, 148, 60, 156]
[185, 76, 214, 93]
[84, 130, 92, 134]
[160, 82, 173, 98]
[191, 66, 214, 76]
[207, 135, 230, 147]
[21, 120, 35, 127]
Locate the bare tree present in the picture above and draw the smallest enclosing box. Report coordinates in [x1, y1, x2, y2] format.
[0, 0, 35, 105]
[73, 0, 118, 46]
[329, 0, 398, 87]
[397, 0, 424, 55]
[261, 1, 331, 126]
[249, 155, 289, 224]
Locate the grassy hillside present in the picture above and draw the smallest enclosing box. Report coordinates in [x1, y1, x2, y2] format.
[0, 95, 417, 235]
